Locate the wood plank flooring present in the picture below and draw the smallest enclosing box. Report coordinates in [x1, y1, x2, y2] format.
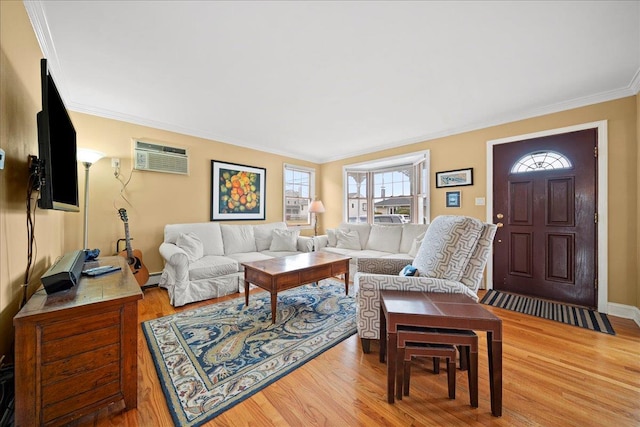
[74, 285, 640, 427]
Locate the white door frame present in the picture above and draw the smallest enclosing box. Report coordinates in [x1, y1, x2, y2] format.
[486, 121, 608, 312]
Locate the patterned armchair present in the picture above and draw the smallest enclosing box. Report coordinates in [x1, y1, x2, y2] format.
[354, 215, 497, 353]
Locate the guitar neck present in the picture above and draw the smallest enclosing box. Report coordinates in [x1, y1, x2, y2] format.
[123, 222, 133, 259]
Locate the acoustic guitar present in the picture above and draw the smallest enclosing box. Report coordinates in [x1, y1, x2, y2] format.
[118, 208, 150, 286]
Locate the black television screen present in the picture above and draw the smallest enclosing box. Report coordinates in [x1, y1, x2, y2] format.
[37, 58, 80, 212]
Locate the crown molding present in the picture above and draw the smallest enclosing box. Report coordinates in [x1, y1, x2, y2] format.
[629, 67, 640, 95]
[23, 1, 71, 100]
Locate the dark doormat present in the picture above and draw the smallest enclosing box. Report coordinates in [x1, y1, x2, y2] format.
[481, 289, 615, 335]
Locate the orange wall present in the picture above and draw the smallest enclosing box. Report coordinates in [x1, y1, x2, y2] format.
[64, 112, 320, 273]
[320, 97, 638, 307]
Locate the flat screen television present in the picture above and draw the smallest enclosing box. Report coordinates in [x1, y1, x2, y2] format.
[37, 58, 80, 212]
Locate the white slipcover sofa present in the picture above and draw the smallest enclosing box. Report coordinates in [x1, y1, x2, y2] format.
[313, 222, 430, 278]
[159, 221, 313, 306]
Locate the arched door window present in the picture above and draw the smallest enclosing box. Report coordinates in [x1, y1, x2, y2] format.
[510, 150, 572, 173]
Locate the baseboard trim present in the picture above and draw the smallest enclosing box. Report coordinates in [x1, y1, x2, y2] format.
[607, 302, 640, 328]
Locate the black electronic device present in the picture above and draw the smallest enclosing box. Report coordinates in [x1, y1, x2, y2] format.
[41, 250, 85, 294]
[36, 58, 80, 212]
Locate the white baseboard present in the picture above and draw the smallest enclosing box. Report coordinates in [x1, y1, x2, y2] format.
[607, 302, 640, 328]
[147, 272, 161, 286]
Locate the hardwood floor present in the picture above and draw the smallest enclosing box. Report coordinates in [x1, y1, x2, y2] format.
[75, 285, 640, 427]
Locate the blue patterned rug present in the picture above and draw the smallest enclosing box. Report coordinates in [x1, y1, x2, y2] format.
[142, 279, 356, 426]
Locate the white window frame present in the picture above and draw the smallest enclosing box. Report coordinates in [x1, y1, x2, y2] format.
[343, 150, 430, 224]
[283, 163, 316, 229]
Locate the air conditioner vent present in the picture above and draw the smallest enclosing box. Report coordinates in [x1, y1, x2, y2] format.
[133, 140, 188, 175]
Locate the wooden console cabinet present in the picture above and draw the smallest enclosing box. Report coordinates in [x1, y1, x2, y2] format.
[13, 256, 143, 426]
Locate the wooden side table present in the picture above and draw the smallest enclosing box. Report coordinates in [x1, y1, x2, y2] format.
[13, 256, 143, 426]
[380, 290, 503, 417]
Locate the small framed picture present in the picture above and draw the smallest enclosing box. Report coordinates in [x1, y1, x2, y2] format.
[446, 191, 461, 208]
[436, 168, 473, 188]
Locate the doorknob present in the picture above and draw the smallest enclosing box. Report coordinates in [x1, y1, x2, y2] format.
[496, 222, 503, 228]
[496, 213, 504, 219]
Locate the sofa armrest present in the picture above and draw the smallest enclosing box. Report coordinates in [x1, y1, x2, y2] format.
[297, 236, 314, 253]
[356, 257, 410, 275]
[158, 242, 190, 284]
[313, 235, 329, 250]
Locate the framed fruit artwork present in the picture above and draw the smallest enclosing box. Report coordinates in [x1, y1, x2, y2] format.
[211, 160, 266, 220]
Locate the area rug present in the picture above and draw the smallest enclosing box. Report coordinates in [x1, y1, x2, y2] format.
[142, 279, 356, 426]
[481, 289, 615, 335]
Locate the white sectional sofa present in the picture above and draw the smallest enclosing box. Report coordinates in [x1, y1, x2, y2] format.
[159, 221, 314, 306]
[313, 222, 430, 277]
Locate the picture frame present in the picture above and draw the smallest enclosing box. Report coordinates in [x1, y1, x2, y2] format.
[211, 160, 266, 221]
[446, 190, 461, 208]
[435, 168, 474, 188]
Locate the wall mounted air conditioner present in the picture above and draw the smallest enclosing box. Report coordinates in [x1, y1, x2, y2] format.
[133, 140, 189, 175]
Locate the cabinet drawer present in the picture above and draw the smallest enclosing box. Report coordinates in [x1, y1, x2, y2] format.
[42, 343, 120, 384]
[41, 310, 120, 341]
[300, 265, 332, 283]
[42, 324, 120, 363]
[42, 361, 120, 407]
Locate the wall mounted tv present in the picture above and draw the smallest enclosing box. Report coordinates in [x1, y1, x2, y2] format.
[37, 58, 80, 212]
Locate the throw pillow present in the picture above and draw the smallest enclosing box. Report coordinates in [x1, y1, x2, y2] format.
[399, 264, 418, 277]
[408, 232, 426, 257]
[269, 229, 300, 251]
[326, 229, 338, 247]
[176, 232, 204, 262]
[336, 230, 361, 250]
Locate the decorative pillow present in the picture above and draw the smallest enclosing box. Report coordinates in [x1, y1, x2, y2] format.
[326, 229, 338, 247]
[412, 215, 483, 281]
[254, 222, 286, 251]
[175, 232, 204, 262]
[336, 230, 361, 250]
[408, 232, 426, 257]
[399, 264, 418, 277]
[269, 229, 300, 251]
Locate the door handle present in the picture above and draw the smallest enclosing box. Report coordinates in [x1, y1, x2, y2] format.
[496, 222, 503, 228]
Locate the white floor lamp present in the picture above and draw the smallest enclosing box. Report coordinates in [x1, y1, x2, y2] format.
[77, 148, 105, 249]
[308, 199, 325, 236]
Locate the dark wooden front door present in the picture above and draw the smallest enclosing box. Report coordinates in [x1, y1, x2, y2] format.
[492, 129, 597, 308]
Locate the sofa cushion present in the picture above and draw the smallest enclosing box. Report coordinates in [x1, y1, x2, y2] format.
[336, 230, 361, 250]
[164, 222, 224, 256]
[254, 222, 287, 251]
[342, 223, 371, 250]
[399, 224, 429, 253]
[270, 229, 299, 251]
[326, 229, 338, 247]
[176, 232, 204, 262]
[221, 224, 257, 255]
[408, 232, 426, 257]
[366, 224, 402, 253]
[412, 215, 483, 281]
[227, 252, 274, 271]
[188, 255, 239, 281]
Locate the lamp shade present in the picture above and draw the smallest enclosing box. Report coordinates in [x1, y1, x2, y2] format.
[77, 148, 105, 164]
[308, 200, 325, 213]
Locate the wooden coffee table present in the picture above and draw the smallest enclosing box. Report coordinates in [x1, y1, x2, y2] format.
[242, 252, 351, 323]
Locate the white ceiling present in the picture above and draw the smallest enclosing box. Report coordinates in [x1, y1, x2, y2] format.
[25, 1, 640, 164]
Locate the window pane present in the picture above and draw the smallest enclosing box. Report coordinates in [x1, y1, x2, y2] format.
[511, 151, 573, 173]
[284, 165, 314, 226]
